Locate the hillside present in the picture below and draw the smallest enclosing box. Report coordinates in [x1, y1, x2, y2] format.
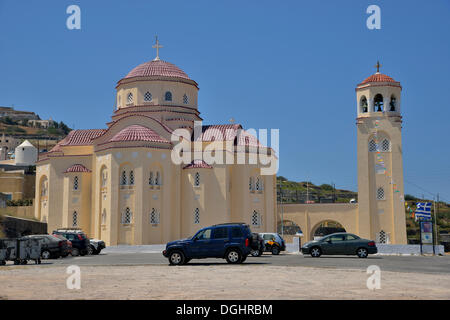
[0, 118, 70, 138]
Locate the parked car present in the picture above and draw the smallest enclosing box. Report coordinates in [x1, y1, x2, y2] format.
[52, 234, 72, 257]
[52, 229, 90, 256]
[250, 233, 264, 257]
[89, 239, 106, 255]
[260, 233, 286, 255]
[162, 223, 253, 265]
[21, 235, 70, 259]
[301, 232, 377, 258]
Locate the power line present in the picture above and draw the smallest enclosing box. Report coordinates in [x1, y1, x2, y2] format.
[404, 179, 449, 203]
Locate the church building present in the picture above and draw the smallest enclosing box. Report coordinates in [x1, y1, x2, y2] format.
[34, 40, 277, 245]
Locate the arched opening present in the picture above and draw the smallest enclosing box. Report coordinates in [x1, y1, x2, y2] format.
[311, 220, 346, 240]
[165, 91, 172, 101]
[373, 94, 384, 112]
[389, 95, 397, 111]
[277, 220, 303, 235]
[360, 96, 368, 113]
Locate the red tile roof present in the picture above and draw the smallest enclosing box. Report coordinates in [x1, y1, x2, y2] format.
[124, 60, 191, 80]
[63, 164, 91, 173]
[183, 159, 213, 169]
[109, 125, 170, 143]
[193, 124, 263, 147]
[357, 73, 400, 87]
[60, 129, 106, 146]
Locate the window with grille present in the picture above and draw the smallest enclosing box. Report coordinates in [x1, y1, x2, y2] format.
[155, 172, 160, 186]
[129, 171, 135, 185]
[121, 171, 127, 185]
[122, 208, 132, 224]
[194, 172, 200, 187]
[149, 172, 154, 186]
[251, 211, 261, 227]
[144, 91, 152, 102]
[256, 177, 261, 191]
[73, 176, 79, 190]
[150, 208, 159, 225]
[376, 187, 385, 200]
[165, 91, 172, 101]
[376, 230, 390, 244]
[72, 211, 78, 227]
[101, 170, 107, 187]
[381, 139, 390, 152]
[183, 94, 188, 104]
[369, 140, 377, 152]
[249, 177, 254, 191]
[194, 208, 200, 224]
[127, 92, 133, 104]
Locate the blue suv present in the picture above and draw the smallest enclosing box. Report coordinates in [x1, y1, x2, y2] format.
[162, 223, 253, 265]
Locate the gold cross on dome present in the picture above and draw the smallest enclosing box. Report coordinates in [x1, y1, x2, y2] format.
[152, 36, 163, 61]
[375, 60, 382, 73]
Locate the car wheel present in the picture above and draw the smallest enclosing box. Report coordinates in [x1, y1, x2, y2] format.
[41, 250, 51, 260]
[14, 260, 20, 265]
[71, 248, 80, 257]
[225, 249, 242, 264]
[169, 251, 185, 266]
[250, 249, 260, 257]
[21, 260, 28, 265]
[94, 249, 101, 255]
[0, 260, 6, 266]
[310, 247, 322, 258]
[87, 245, 94, 255]
[272, 246, 280, 255]
[357, 248, 368, 258]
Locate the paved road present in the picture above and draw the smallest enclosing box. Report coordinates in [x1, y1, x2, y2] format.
[39, 252, 450, 275]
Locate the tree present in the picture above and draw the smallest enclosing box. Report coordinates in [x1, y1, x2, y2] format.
[320, 184, 334, 191]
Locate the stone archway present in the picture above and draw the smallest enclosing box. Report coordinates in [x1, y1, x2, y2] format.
[310, 220, 346, 240]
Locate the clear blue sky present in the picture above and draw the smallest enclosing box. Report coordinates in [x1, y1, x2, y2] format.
[0, 0, 449, 201]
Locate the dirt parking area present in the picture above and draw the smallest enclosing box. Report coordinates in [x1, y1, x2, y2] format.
[0, 264, 449, 300]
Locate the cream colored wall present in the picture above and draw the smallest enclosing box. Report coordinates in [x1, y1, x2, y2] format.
[0, 169, 35, 200]
[117, 80, 198, 110]
[279, 203, 359, 241]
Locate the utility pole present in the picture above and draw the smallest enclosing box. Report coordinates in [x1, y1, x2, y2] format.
[434, 194, 439, 253]
[278, 182, 284, 237]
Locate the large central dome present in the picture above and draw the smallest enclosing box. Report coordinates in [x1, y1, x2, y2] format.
[124, 59, 191, 80]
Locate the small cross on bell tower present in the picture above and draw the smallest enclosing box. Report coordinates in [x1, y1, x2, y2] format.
[152, 36, 163, 61]
[375, 60, 382, 73]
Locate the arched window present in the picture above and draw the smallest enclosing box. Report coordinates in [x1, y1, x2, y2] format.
[360, 96, 368, 113]
[369, 140, 377, 152]
[165, 91, 172, 101]
[183, 94, 188, 104]
[129, 170, 135, 185]
[101, 209, 107, 225]
[150, 208, 159, 225]
[127, 92, 134, 104]
[194, 208, 200, 224]
[389, 95, 396, 112]
[101, 168, 108, 187]
[376, 187, 385, 200]
[194, 172, 200, 187]
[381, 139, 390, 152]
[72, 211, 78, 227]
[374, 94, 384, 112]
[255, 177, 261, 191]
[40, 177, 48, 197]
[73, 176, 79, 191]
[117, 95, 121, 108]
[121, 170, 127, 185]
[122, 207, 132, 224]
[144, 91, 152, 102]
[251, 211, 261, 227]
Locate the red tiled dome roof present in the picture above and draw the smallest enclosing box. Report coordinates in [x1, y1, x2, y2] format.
[109, 125, 170, 143]
[360, 72, 395, 84]
[124, 60, 190, 80]
[64, 164, 91, 173]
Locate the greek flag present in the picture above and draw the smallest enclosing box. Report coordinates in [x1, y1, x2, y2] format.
[415, 202, 432, 221]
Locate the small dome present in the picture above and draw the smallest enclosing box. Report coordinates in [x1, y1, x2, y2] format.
[124, 60, 191, 80]
[109, 125, 170, 143]
[360, 72, 396, 84]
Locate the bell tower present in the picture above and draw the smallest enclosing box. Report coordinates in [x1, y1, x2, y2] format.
[356, 62, 407, 244]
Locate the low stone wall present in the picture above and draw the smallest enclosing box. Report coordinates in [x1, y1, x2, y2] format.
[0, 206, 35, 219]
